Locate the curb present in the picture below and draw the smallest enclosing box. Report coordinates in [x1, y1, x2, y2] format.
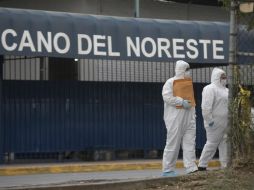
[0, 177, 182, 190]
[0, 160, 220, 176]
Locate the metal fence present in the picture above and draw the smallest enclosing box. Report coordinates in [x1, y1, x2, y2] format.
[237, 10, 254, 94]
[1, 54, 231, 163]
[1, 58, 253, 163]
[228, 2, 254, 163]
[0, 7, 253, 163]
[3, 56, 229, 83]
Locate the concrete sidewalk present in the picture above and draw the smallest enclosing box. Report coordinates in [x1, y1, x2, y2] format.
[0, 159, 220, 176]
[0, 169, 186, 189]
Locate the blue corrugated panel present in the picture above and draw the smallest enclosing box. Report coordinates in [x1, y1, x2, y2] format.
[194, 83, 208, 150]
[2, 81, 207, 154]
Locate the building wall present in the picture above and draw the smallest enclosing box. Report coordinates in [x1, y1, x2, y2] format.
[0, 0, 230, 83]
[0, 0, 229, 22]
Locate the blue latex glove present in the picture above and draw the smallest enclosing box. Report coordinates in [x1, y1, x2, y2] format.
[209, 121, 214, 127]
[182, 100, 192, 109]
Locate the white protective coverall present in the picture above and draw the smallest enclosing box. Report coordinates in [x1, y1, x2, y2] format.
[198, 68, 229, 168]
[162, 60, 198, 174]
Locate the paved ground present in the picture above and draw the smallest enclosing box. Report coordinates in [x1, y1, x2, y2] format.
[0, 169, 187, 189]
[0, 159, 220, 190]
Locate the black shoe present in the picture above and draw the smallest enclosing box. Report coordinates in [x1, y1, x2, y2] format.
[198, 167, 207, 171]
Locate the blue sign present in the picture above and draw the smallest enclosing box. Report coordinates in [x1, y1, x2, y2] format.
[0, 8, 229, 63]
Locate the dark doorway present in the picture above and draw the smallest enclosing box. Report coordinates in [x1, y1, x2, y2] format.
[49, 58, 78, 80]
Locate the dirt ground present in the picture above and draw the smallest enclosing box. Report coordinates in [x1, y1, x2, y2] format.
[145, 164, 254, 190]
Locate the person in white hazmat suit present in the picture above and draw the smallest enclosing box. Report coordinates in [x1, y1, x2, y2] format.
[198, 67, 229, 171]
[162, 60, 198, 177]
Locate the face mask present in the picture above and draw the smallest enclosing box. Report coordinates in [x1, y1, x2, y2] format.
[221, 79, 227, 86]
[184, 70, 191, 78]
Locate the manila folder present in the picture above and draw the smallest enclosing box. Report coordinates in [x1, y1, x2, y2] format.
[173, 79, 196, 108]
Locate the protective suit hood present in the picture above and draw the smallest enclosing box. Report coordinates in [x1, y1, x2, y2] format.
[211, 68, 225, 87]
[175, 60, 190, 78]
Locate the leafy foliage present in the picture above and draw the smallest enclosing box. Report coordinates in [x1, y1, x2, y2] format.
[230, 65, 254, 166]
[223, 0, 254, 30]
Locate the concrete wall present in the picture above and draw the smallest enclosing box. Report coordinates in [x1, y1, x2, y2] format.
[0, 0, 229, 22]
